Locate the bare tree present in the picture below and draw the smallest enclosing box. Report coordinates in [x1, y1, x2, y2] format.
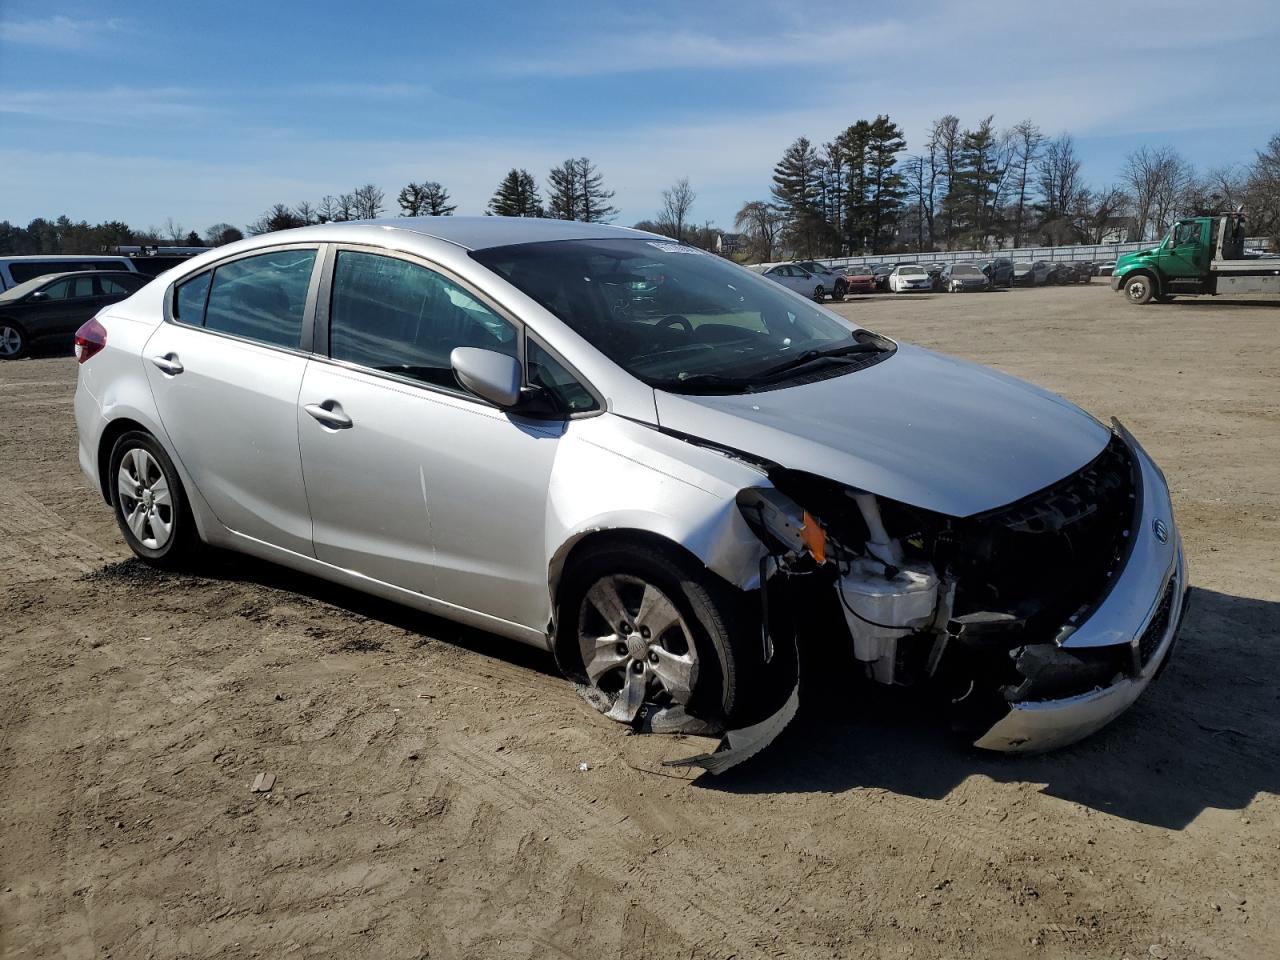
[204, 223, 243, 246]
[1007, 119, 1044, 246]
[351, 184, 385, 220]
[658, 177, 696, 241]
[316, 195, 340, 223]
[163, 217, 186, 244]
[733, 200, 784, 261]
[337, 193, 357, 222]
[1036, 134, 1084, 226]
[930, 115, 961, 248]
[1245, 133, 1280, 245]
[1122, 146, 1195, 240]
[294, 200, 317, 225]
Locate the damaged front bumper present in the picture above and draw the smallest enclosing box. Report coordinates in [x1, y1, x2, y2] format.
[974, 429, 1188, 752]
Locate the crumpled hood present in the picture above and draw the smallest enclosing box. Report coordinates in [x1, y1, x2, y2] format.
[654, 343, 1111, 518]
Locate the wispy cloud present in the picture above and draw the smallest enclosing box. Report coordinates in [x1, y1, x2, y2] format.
[0, 86, 215, 125]
[0, 14, 127, 49]
[291, 82, 436, 99]
[503, 22, 901, 76]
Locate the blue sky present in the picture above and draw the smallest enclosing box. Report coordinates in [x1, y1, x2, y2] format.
[2, 0, 1278, 235]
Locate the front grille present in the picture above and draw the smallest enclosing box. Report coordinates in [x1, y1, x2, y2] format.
[1137, 577, 1177, 665]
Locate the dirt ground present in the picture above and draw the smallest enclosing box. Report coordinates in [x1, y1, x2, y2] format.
[1, 282, 1277, 960]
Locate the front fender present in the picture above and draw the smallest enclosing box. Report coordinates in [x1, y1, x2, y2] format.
[545, 415, 771, 602]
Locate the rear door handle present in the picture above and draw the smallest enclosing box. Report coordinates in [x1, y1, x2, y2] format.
[304, 400, 353, 429]
[151, 353, 184, 375]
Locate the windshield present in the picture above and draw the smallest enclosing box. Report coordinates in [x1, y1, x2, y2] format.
[953, 265, 982, 275]
[0, 273, 62, 301]
[1014, 262, 1033, 270]
[472, 238, 888, 393]
[898, 266, 925, 276]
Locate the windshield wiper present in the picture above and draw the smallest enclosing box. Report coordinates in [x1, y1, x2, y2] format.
[651, 372, 757, 395]
[753, 341, 880, 381]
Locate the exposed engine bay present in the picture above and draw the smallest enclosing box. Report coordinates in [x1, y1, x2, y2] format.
[737, 431, 1142, 740]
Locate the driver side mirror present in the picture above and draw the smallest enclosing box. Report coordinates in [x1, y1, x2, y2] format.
[450, 347, 522, 408]
[29, 291, 48, 301]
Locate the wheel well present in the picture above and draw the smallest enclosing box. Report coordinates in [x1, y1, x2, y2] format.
[548, 529, 721, 672]
[96, 418, 148, 504]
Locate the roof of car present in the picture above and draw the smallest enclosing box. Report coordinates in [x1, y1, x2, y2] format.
[333, 216, 661, 251]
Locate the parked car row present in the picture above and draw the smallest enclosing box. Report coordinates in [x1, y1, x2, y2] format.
[0, 270, 149, 359]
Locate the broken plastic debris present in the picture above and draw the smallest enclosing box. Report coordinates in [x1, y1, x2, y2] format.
[250, 772, 276, 793]
[664, 683, 799, 775]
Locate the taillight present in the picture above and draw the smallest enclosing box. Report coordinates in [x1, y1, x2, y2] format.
[74, 317, 107, 364]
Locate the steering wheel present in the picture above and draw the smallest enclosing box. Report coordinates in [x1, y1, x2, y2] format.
[656, 314, 693, 334]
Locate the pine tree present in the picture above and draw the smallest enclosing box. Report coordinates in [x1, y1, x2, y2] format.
[546, 159, 580, 220]
[865, 115, 907, 253]
[488, 169, 544, 217]
[574, 158, 617, 222]
[421, 182, 456, 216]
[835, 122, 872, 250]
[771, 136, 833, 257]
[398, 181, 455, 217]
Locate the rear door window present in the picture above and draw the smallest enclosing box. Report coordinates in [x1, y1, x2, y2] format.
[203, 249, 316, 349]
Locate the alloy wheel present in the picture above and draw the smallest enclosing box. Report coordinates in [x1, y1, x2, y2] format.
[577, 574, 699, 722]
[0, 326, 23, 357]
[116, 447, 174, 550]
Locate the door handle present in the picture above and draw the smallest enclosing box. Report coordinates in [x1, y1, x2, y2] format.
[151, 353, 184, 375]
[305, 401, 353, 429]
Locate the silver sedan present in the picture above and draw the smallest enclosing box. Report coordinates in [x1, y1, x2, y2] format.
[73, 218, 1188, 770]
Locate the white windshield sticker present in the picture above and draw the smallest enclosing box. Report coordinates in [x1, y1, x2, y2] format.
[646, 241, 706, 255]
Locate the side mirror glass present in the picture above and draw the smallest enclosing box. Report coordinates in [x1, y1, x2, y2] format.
[450, 347, 522, 408]
[29, 290, 48, 301]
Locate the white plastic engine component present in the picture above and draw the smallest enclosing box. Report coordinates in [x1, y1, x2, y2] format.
[838, 558, 939, 683]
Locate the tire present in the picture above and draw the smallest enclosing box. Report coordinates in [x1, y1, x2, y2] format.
[812, 285, 825, 303]
[1124, 274, 1155, 305]
[832, 281, 846, 302]
[0, 320, 28, 360]
[559, 541, 759, 727]
[108, 430, 202, 569]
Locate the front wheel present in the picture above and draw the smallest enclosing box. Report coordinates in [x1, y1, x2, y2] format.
[109, 431, 202, 569]
[0, 321, 28, 360]
[561, 543, 757, 727]
[1124, 275, 1155, 305]
[832, 281, 846, 302]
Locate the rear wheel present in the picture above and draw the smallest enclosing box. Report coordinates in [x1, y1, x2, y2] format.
[1124, 275, 1155, 305]
[0, 321, 27, 360]
[561, 542, 755, 727]
[812, 285, 825, 302]
[109, 431, 202, 569]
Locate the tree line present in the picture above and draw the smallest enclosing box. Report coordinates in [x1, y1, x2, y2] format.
[2, 127, 1277, 261]
[734, 116, 1280, 262]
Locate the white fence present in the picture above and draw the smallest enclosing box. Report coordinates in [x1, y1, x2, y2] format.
[812, 241, 1151, 270]
[795, 235, 1274, 271]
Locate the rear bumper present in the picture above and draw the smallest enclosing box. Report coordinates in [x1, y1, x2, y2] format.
[974, 427, 1187, 753]
[74, 372, 105, 498]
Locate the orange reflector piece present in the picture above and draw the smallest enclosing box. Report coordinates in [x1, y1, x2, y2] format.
[801, 511, 827, 564]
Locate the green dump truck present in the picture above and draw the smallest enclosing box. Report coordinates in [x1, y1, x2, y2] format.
[1112, 213, 1280, 304]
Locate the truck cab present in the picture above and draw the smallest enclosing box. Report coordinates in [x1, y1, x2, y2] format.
[1113, 214, 1280, 304]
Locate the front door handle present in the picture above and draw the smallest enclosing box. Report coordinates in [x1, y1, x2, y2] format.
[151, 353, 184, 375]
[304, 400, 353, 430]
